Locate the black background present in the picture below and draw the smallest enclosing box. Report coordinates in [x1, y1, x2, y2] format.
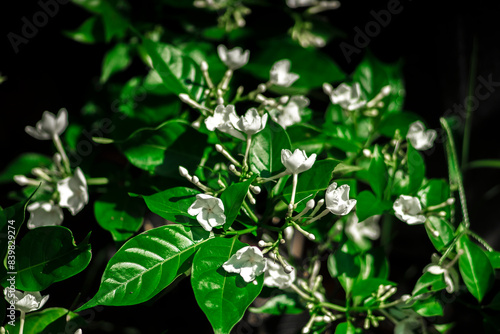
[0, 0, 499, 333]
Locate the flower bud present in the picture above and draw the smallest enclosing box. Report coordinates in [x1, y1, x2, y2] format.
[201, 61, 209, 72]
[14, 175, 30, 186]
[284, 265, 294, 274]
[192, 176, 200, 184]
[215, 144, 223, 153]
[257, 83, 267, 93]
[447, 198, 455, 205]
[306, 199, 315, 210]
[179, 166, 190, 178]
[279, 95, 290, 104]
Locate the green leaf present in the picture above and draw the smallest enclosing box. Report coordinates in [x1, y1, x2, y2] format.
[4, 307, 85, 334]
[412, 271, 447, 296]
[94, 190, 145, 242]
[0, 153, 52, 184]
[458, 236, 494, 302]
[121, 120, 207, 176]
[377, 112, 421, 138]
[412, 296, 444, 317]
[486, 251, 500, 269]
[249, 120, 291, 176]
[191, 238, 263, 334]
[100, 43, 132, 84]
[3, 226, 91, 291]
[368, 145, 388, 199]
[76, 225, 212, 311]
[358, 248, 390, 280]
[351, 278, 395, 307]
[407, 142, 425, 194]
[244, 38, 345, 91]
[141, 40, 205, 100]
[221, 177, 255, 230]
[356, 191, 392, 222]
[327, 241, 361, 294]
[425, 217, 454, 252]
[467, 159, 500, 169]
[334, 321, 356, 334]
[283, 159, 340, 212]
[143, 187, 200, 223]
[287, 124, 325, 154]
[63, 16, 100, 44]
[249, 293, 305, 315]
[418, 179, 450, 208]
[440, 118, 462, 194]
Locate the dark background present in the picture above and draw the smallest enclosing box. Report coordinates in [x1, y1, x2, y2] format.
[0, 0, 499, 333]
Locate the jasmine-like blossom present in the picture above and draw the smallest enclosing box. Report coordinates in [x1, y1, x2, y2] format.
[3, 289, 49, 313]
[264, 260, 296, 289]
[271, 96, 309, 129]
[270, 60, 300, 87]
[26, 201, 64, 229]
[406, 121, 437, 151]
[423, 253, 461, 293]
[281, 149, 316, 174]
[393, 195, 426, 225]
[325, 183, 356, 215]
[57, 167, 89, 216]
[345, 214, 380, 248]
[217, 45, 250, 70]
[323, 82, 366, 111]
[205, 105, 245, 140]
[231, 108, 268, 136]
[25, 108, 68, 140]
[223, 246, 267, 283]
[187, 194, 226, 231]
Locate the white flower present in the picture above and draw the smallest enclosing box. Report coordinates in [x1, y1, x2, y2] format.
[323, 82, 366, 111]
[271, 96, 309, 129]
[264, 260, 295, 289]
[270, 60, 300, 87]
[217, 45, 250, 70]
[393, 195, 426, 225]
[423, 254, 459, 294]
[187, 194, 226, 231]
[406, 121, 437, 150]
[205, 105, 245, 140]
[231, 108, 268, 136]
[25, 109, 68, 140]
[223, 246, 267, 283]
[57, 167, 89, 216]
[281, 149, 316, 174]
[3, 289, 49, 313]
[74, 330, 83, 334]
[325, 183, 357, 215]
[345, 214, 380, 248]
[27, 201, 64, 229]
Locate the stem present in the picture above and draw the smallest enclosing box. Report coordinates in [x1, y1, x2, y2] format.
[225, 226, 258, 235]
[467, 230, 494, 252]
[378, 309, 398, 325]
[242, 136, 252, 170]
[289, 283, 315, 302]
[52, 134, 71, 175]
[287, 173, 298, 216]
[350, 299, 404, 312]
[439, 229, 467, 265]
[86, 177, 109, 185]
[241, 200, 258, 223]
[318, 302, 347, 313]
[19, 310, 25, 334]
[462, 37, 478, 174]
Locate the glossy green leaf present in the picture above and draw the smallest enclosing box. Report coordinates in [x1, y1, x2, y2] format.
[77, 225, 212, 311]
[334, 321, 356, 334]
[4, 307, 85, 334]
[458, 236, 494, 302]
[244, 38, 345, 90]
[377, 112, 421, 138]
[412, 271, 447, 296]
[249, 120, 291, 176]
[425, 217, 454, 252]
[368, 145, 388, 198]
[191, 237, 263, 334]
[440, 118, 462, 193]
[351, 278, 395, 307]
[327, 241, 360, 294]
[412, 296, 444, 317]
[0, 153, 52, 184]
[221, 178, 254, 230]
[121, 120, 207, 176]
[249, 294, 305, 315]
[94, 191, 145, 242]
[418, 179, 450, 208]
[486, 250, 500, 269]
[100, 43, 132, 84]
[358, 248, 390, 280]
[287, 124, 324, 154]
[4, 226, 91, 291]
[356, 191, 392, 222]
[283, 159, 340, 212]
[63, 16, 100, 44]
[141, 40, 205, 100]
[143, 187, 200, 224]
[407, 142, 425, 194]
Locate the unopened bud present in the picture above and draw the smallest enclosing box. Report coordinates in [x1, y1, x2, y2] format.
[284, 265, 294, 274]
[179, 166, 190, 177]
[439, 211, 447, 217]
[257, 83, 267, 93]
[280, 238, 286, 244]
[215, 144, 223, 153]
[229, 164, 237, 172]
[201, 61, 209, 72]
[192, 176, 200, 184]
[401, 294, 411, 302]
[447, 198, 455, 205]
[288, 203, 294, 211]
[53, 153, 62, 164]
[14, 175, 29, 186]
[306, 199, 315, 210]
[249, 196, 256, 205]
[381, 85, 391, 96]
[258, 240, 267, 247]
[255, 94, 266, 103]
[307, 233, 316, 241]
[323, 83, 333, 95]
[250, 185, 261, 194]
[433, 230, 440, 237]
[279, 95, 290, 104]
[363, 149, 371, 157]
[178, 93, 191, 103]
[192, 120, 201, 129]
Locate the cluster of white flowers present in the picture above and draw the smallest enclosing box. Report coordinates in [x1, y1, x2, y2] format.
[270, 96, 309, 129]
[18, 110, 89, 229]
[323, 82, 366, 111]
